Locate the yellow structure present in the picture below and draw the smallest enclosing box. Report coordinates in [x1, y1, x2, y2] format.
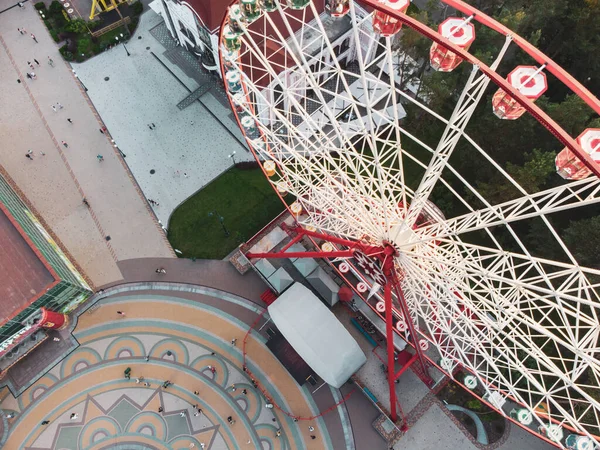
[89, 0, 128, 20]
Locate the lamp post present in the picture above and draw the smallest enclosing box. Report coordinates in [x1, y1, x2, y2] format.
[72, 70, 88, 91]
[115, 34, 130, 56]
[208, 211, 230, 237]
[228, 151, 237, 166]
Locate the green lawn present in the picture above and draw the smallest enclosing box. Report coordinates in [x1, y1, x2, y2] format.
[167, 167, 290, 259]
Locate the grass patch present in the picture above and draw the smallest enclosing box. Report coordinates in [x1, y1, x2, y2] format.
[167, 167, 290, 259]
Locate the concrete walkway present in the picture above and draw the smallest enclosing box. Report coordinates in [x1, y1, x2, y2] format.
[0, 0, 174, 288]
[72, 10, 254, 227]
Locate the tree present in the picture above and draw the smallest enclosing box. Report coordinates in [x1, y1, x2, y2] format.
[65, 18, 89, 34]
[564, 216, 600, 269]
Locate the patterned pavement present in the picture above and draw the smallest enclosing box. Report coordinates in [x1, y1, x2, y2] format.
[1, 288, 332, 450]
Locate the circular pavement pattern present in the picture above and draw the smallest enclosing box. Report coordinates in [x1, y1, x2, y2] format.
[0, 290, 331, 450]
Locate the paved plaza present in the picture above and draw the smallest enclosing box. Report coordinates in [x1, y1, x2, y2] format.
[0, 0, 173, 288]
[72, 10, 254, 227]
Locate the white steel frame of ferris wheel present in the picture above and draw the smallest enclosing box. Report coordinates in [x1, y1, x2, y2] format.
[223, 0, 600, 442]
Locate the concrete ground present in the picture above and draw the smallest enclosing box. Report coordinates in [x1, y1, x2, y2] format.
[0, 0, 173, 288]
[0, 259, 384, 450]
[72, 10, 254, 227]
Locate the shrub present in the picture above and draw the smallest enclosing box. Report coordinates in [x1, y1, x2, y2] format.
[465, 399, 482, 411]
[77, 36, 92, 55]
[34, 2, 46, 10]
[49, 0, 63, 14]
[131, 1, 143, 15]
[50, 30, 59, 42]
[127, 17, 139, 34]
[65, 18, 88, 34]
[59, 45, 74, 61]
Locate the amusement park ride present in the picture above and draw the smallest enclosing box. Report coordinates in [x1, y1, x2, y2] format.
[218, 0, 600, 448]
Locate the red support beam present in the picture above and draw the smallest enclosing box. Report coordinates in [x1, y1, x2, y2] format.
[384, 281, 399, 422]
[394, 352, 418, 380]
[278, 233, 305, 253]
[246, 250, 354, 259]
[392, 280, 433, 385]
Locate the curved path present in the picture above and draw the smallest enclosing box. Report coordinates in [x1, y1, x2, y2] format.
[0, 287, 334, 450]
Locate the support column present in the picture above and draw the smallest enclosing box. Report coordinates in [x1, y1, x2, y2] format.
[384, 281, 399, 422]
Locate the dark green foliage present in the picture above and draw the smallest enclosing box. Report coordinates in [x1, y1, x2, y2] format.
[131, 1, 143, 15]
[58, 45, 73, 61]
[128, 18, 139, 34]
[34, 2, 46, 10]
[65, 18, 89, 34]
[48, 0, 64, 14]
[564, 217, 600, 269]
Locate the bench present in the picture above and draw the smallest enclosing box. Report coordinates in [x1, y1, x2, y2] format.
[350, 318, 378, 347]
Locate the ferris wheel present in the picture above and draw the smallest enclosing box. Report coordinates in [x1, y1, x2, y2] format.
[218, 0, 600, 447]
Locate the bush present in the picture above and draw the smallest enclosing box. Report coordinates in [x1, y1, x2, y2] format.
[59, 44, 73, 61]
[77, 36, 92, 54]
[131, 1, 143, 15]
[49, 0, 63, 14]
[34, 2, 46, 10]
[465, 399, 482, 411]
[65, 18, 88, 34]
[49, 29, 59, 42]
[127, 17, 139, 34]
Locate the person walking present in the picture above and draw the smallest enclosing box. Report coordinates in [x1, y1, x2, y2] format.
[61, 140, 68, 148]
[56, 102, 63, 110]
[25, 153, 33, 160]
[67, 118, 73, 124]
[26, 73, 32, 80]
[31, 34, 38, 43]
[30, 72, 36, 79]
[28, 62, 34, 70]
[155, 268, 166, 274]
[158, 406, 164, 413]
[82, 198, 90, 207]
[179, 411, 185, 417]
[34, 58, 40, 66]
[97, 154, 104, 162]
[117, 311, 125, 316]
[41, 420, 50, 425]
[18, 28, 24, 35]
[47, 56, 54, 66]
[69, 413, 78, 420]
[52, 105, 57, 112]
[231, 338, 237, 346]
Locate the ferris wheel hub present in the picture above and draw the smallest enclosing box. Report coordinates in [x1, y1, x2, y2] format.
[389, 222, 419, 252]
